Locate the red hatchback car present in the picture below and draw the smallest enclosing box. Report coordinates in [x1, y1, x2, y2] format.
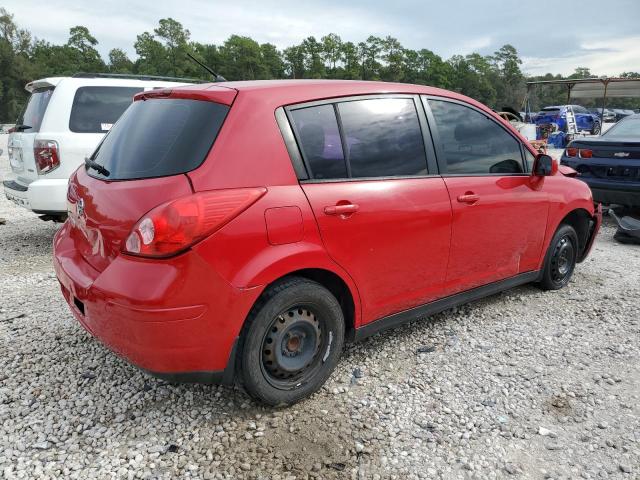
[54, 80, 601, 405]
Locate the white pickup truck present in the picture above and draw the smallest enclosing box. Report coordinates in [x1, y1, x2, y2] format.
[3, 74, 194, 221]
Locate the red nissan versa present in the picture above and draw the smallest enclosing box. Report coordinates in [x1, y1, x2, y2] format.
[54, 80, 602, 405]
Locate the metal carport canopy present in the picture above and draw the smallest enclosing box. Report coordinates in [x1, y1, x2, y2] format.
[526, 77, 640, 99]
[571, 78, 640, 98]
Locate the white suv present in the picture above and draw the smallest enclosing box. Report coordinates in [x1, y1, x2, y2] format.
[3, 74, 193, 220]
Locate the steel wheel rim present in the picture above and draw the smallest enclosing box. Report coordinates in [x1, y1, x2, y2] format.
[551, 235, 575, 282]
[261, 305, 324, 389]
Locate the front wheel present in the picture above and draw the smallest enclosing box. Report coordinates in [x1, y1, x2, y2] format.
[591, 122, 601, 135]
[539, 224, 579, 290]
[238, 277, 345, 406]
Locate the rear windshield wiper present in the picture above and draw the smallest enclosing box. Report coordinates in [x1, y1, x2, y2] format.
[85, 157, 110, 177]
[14, 124, 32, 131]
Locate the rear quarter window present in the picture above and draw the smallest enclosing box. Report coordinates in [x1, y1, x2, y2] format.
[69, 86, 143, 133]
[88, 98, 229, 180]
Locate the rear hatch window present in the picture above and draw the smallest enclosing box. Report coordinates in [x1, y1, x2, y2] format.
[69, 86, 142, 133]
[88, 98, 229, 180]
[16, 87, 54, 132]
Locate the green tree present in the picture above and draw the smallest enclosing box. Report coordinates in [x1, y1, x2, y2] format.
[283, 45, 305, 78]
[154, 18, 190, 76]
[219, 35, 265, 80]
[321, 33, 342, 77]
[108, 48, 133, 73]
[67, 26, 105, 72]
[134, 31, 167, 75]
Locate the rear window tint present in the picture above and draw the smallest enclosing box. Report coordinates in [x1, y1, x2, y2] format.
[88, 98, 229, 180]
[69, 87, 142, 133]
[16, 87, 54, 132]
[337, 98, 427, 178]
[289, 105, 347, 179]
[288, 97, 428, 180]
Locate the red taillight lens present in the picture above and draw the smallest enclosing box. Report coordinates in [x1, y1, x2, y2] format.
[579, 149, 593, 158]
[566, 147, 578, 157]
[34, 139, 60, 174]
[124, 187, 267, 258]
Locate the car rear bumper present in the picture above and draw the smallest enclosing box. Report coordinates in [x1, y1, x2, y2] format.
[53, 222, 262, 383]
[3, 177, 68, 214]
[579, 178, 640, 207]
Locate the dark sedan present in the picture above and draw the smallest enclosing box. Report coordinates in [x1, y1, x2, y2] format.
[561, 114, 640, 207]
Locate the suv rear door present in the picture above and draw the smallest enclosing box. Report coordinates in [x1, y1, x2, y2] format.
[8, 82, 57, 185]
[423, 97, 548, 293]
[286, 95, 452, 323]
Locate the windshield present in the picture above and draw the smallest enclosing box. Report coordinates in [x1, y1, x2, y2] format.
[88, 98, 229, 181]
[16, 87, 54, 132]
[603, 117, 640, 138]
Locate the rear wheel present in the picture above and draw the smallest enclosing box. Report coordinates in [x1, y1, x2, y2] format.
[591, 121, 601, 135]
[238, 277, 344, 406]
[539, 224, 579, 290]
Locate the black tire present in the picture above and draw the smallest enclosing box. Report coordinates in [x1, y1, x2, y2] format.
[539, 224, 579, 291]
[591, 121, 601, 135]
[237, 276, 345, 406]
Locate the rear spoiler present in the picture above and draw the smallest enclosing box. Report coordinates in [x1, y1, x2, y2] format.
[25, 78, 63, 93]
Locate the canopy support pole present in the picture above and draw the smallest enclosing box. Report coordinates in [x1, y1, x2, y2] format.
[601, 79, 609, 121]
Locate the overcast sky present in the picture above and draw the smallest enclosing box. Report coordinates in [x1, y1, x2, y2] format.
[5, 0, 639, 76]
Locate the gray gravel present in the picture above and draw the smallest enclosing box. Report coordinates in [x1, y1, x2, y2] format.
[1, 134, 639, 479]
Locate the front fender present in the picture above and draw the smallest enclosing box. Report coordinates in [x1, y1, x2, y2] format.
[537, 176, 598, 270]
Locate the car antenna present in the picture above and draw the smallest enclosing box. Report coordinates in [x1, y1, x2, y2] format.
[186, 52, 226, 82]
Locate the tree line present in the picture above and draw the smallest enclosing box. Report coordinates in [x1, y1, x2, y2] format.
[1, 8, 639, 123]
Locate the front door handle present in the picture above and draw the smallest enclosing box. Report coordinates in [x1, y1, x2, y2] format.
[457, 192, 480, 204]
[324, 203, 359, 216]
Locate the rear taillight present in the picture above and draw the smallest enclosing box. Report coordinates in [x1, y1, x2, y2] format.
[579, 149, 593, 159]
[124, 187, 267, 258]
[566, 147, 578, 157]
[34, 139, 60, 174]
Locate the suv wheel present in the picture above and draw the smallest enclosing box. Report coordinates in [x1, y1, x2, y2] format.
[238, 277, 345, 406]
[539, 224, 579, 290]
[591, 121, 601, 135]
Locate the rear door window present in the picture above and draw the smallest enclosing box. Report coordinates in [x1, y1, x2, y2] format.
[69, 87, 142, 133]
[16, 87, 54, 132]
[88, 98, 229, 180]
[427, 99, 524, 175]
[289, 97, 428, 180]
[337, 98, 428, 178]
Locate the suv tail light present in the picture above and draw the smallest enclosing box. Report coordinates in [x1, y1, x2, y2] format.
[566, 147, 578, 157]
[34, 139, 60, 174]
[124, 187, 267, 258]
[579, 149, 593, 158]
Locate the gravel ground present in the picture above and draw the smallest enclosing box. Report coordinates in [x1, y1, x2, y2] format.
[0, 134, 639, 480]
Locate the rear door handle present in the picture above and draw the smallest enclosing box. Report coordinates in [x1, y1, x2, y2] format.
[457, 193, 480, 204]
[324, 204, 359, 215]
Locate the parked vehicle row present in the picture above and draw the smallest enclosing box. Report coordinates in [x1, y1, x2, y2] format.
[54, 80, 601, 405]
[534, 105, 601, 134]
[561, 114, 640, 208]
[3, 74, 193, 220]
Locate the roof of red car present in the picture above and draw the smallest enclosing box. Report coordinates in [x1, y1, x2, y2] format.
[170, 79, 478, 109]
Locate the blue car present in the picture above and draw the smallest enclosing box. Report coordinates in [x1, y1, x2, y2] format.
[561, 114, 640, 207]
[535, 105, 601, 135]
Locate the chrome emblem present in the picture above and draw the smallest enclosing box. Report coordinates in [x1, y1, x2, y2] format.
[614, 152, 630, 158]
[77, 198, 85, 217]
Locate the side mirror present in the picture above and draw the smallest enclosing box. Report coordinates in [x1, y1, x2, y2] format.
[532, 154, 556, 176]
